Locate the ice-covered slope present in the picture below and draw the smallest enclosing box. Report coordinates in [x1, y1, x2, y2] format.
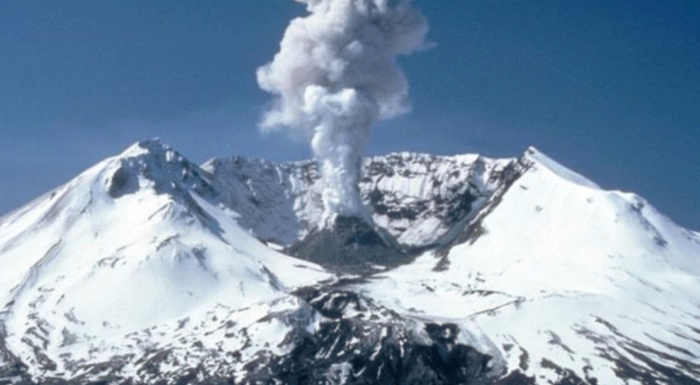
[0, 140, 333, 383]
[1, 141, 699, 384]
[357, 147, 700, 384]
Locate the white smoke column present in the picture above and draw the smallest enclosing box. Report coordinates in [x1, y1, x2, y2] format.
[257, 0, 428, 218]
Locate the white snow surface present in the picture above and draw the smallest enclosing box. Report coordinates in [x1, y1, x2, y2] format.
[1, 140, 699, 384]
[357, 152, 700, 384]
[0, 140, 332, 380]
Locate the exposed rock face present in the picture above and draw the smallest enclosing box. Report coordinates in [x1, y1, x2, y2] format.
[287, 215, 408, 274]
[0, 287, 499, 385]
[202, 152, 514, 248]
[239, 287, 498, 385]
[2, 141, 700, 385]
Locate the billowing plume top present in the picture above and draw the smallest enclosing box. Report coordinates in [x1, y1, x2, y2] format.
[257, 0, 428, 218]
[258, 0, 429, 127]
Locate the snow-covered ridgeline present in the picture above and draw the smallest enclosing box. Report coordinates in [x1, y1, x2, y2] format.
[0, 140, 333, 381]
[358, 147, 700, 384]
[202, 152, 514, 248]
[1, 140, 699, 384]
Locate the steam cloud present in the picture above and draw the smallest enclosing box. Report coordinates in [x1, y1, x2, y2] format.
[257, 0, 428, 218]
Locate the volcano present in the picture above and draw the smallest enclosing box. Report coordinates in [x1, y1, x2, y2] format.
[1, 140, 699, 385]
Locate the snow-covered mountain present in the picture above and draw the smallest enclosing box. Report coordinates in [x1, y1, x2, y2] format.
[1, 140, 699, 384]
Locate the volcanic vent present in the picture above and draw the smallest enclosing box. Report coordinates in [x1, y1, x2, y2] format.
[287, 214, 407, 273]
[254, 0, 428, 273]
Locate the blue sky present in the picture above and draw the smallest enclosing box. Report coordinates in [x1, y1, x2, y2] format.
[1, 0, 698, 230]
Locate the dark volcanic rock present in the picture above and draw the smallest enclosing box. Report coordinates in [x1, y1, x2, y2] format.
[245, 288, 497, 385]
[1, 288, 500, 385]
[287, 215, 408, 274]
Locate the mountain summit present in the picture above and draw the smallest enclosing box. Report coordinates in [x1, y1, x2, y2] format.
[1, 140, 699, 385]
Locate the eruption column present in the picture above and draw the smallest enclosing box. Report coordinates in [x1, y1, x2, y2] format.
[257, 0, 428, 218]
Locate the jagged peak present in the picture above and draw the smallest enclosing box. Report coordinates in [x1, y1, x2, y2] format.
[104, 139, 215, 200]
[117, 138, 171, 158]
[364, 151, 485, 166]
[206, 151, 490, 172]
[115, 138, 193, 168]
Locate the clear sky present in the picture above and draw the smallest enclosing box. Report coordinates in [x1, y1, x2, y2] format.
[1, 0, 698, 230]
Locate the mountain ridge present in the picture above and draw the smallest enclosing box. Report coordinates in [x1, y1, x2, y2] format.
[1, 139, 698, 385]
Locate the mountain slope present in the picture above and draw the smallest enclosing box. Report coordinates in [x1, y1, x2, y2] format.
[1, 141, 699, 384]
[0, 140, 334, 383]
[357, 147, 700, 384]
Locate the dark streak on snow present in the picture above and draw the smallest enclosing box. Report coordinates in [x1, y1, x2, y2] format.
[433, 157, 530, 271]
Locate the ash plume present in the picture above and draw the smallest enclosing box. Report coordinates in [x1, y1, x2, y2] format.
[257, 0, 428, 218]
